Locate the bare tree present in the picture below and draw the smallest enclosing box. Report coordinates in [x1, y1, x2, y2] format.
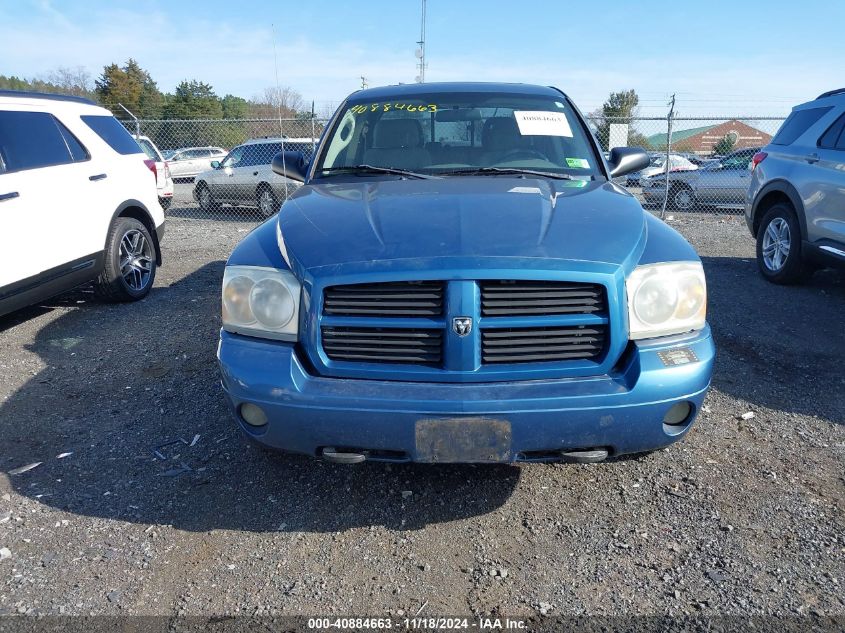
[250, 86, 305, 118]
[316, 101, 339, 120]
[44, 66, 94, 97]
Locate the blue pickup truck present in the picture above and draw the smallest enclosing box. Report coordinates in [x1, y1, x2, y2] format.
[217, 82, 714, 464]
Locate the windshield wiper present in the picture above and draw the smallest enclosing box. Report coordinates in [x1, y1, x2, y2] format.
[320, 164, 437, 179]
[436, 167, 581, 180]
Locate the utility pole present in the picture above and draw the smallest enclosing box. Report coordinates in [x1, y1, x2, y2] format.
[661, 93, 676, 220]
[415, 0, 427, 83]
[310, 100, 316, 149]
[360, 76, 368, 90]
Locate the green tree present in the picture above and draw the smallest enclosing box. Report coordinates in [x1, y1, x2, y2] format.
[713, 134, 736, 155]
[221, 94, 249, 119]
[95, 59, 162, 117]
[0, 75, 33, 91]
[593, 89, 641, 151]
[163, 80, 223, 119]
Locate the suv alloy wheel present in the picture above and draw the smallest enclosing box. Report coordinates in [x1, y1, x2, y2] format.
[756, 204, 810, 284]
[95, 217, 157, 301]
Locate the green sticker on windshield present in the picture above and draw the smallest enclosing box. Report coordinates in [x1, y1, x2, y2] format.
[555, 179, 589, 188]
[566, 157, 590, 169]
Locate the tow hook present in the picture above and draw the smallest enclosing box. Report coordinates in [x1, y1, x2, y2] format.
[559, 448, 609, 464]
[321, 447, 367, 464]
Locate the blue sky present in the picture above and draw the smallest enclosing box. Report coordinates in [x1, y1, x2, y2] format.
[1, 0, 843, 117]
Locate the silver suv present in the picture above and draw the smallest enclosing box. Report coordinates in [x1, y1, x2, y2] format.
[746, 88, 845, 283]
[193, 138, 315, 218]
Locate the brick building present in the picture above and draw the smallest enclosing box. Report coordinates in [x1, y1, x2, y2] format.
[647, 120, 772, 154]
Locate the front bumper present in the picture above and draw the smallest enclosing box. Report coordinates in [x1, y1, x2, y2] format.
[217, 326, 715, 463]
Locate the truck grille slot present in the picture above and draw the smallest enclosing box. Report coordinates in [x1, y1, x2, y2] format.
[323, 281, 444, 317]
[322, 327, 443, 365]
[479, 280, 605, 316]
[481, 326, 606, 364]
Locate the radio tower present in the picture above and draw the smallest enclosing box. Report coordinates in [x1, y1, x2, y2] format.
[415, 0, 427, 83]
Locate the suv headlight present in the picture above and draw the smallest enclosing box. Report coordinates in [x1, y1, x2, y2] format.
[626, 262, 706, 340]
[222, 266, 300, 341]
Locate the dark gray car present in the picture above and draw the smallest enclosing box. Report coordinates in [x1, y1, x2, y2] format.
[642, 147, 760, 211]
[745, 89, 845, 283]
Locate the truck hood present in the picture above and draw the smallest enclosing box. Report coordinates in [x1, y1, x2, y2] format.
[277, 177, 646, 276]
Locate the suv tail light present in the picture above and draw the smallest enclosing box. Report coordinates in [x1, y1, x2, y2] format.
[163, 161, 171, 180]
[144, 158, 158, 184]
[751, 151, 768, 171]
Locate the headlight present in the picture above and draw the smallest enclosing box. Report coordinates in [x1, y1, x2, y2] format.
[626, 262, 706, 340]
[222, 266, 300, 341]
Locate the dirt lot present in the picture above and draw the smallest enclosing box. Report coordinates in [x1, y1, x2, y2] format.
[0, 205, 843, 624]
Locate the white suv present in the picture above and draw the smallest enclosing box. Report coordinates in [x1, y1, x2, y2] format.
[166, 146, 227, 180]
[0, 91, 165, 318]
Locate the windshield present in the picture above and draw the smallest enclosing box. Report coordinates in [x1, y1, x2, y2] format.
[315, 91, 600, 178]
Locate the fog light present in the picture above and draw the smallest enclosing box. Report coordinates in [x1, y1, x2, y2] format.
[663, 402, 692, 426]
[239, 403, 268, 427]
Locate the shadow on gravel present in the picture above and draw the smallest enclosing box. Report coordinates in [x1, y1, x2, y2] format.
[0, 305, 53, 333]
[7, 251, 839, 534]
[701, 255, 845, 425]
[1, 261, 518, 533]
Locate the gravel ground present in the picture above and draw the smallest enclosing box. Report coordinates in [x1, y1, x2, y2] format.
[0, 203, 843, 624]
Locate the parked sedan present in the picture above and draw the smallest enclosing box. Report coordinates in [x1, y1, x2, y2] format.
[626, 153, 697, 187]
[166, 146, 227, 180]
[642, 147, 761, 210]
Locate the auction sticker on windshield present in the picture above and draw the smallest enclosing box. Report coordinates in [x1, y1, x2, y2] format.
[513, 110, 572, 137]
[566, 157, 590, 169]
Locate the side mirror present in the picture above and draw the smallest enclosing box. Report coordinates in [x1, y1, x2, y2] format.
[607, 147, 651, 178]
[271, 151, 308, 183]
[210, 160, 221, 169]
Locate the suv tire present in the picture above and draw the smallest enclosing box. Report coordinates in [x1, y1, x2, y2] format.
[756, 203, 810, 284]
[94, 217, 157, 302]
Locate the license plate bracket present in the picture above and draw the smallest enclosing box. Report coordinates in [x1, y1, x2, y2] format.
[415, 417, 512, 463]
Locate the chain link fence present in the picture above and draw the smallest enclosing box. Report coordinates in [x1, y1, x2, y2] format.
[120, 115, 785, 224]
[121, 118, 322, 221]
[590, 116, 785, 214]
